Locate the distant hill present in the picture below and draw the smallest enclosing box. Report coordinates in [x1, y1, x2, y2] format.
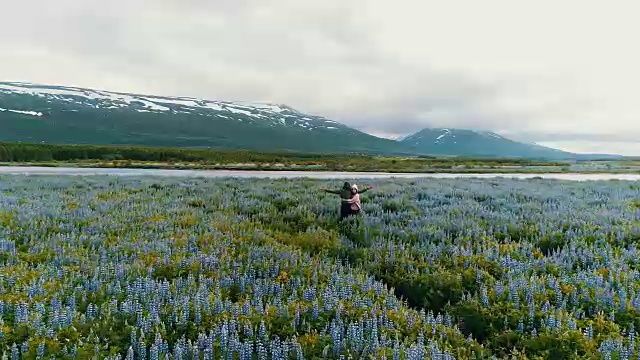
[0, 81, 622, 159]
[399, 128, 578, 159]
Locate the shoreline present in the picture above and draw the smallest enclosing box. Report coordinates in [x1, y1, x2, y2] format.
[1, 162, 639, 175]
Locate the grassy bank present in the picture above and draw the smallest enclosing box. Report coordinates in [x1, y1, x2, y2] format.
[2, 142, 639, 174]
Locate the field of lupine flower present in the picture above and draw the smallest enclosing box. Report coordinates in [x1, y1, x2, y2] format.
[1, 175, 640, 359]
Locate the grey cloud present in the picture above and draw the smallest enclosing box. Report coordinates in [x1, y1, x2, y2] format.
[506, 132, 640, 144]
[1, 0, 639, 152]
[0, 0, 530, 132]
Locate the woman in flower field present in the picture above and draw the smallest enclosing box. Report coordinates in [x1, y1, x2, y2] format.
[320, 181, 373, 219]
[345, 183, 364, 216]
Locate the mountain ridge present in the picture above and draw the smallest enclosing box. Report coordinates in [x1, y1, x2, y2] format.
[0, 81, 621, 159]
[0, 81, 419, 155]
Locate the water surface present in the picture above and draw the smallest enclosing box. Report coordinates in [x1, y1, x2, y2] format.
[1, 166, 640, 181]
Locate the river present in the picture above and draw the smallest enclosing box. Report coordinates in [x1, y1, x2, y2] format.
[1, 166, 640, 181]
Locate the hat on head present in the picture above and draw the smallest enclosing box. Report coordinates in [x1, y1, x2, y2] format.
[351, 184, 358, 191]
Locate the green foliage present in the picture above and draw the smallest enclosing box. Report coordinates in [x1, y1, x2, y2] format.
[0, 141, 571, 172]
[269, 227, 342, 255]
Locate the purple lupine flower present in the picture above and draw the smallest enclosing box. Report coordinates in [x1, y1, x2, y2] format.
[257, 340, 268, 360]
[11, 343, 19, 360]
[37, 341, 45, 358]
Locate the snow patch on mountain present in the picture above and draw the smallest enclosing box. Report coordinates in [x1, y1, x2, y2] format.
[0, 107, 43, 117]
[435, 129, 452, 143]
[480, 131, 505, 140]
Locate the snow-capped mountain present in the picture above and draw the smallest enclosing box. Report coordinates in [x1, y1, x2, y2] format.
[0, 82, 347, 131]
[401, 128, 573, 158]
[0, 82, 410, 154]
[1, 81, 603, 159]
[404, 128, 508, 145]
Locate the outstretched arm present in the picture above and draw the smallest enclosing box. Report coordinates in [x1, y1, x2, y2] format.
[320, 187, 341, 195]
[359, 186, 374, 194]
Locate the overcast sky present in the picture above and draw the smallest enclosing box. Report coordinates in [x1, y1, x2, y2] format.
[1, 0, 639, 155]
